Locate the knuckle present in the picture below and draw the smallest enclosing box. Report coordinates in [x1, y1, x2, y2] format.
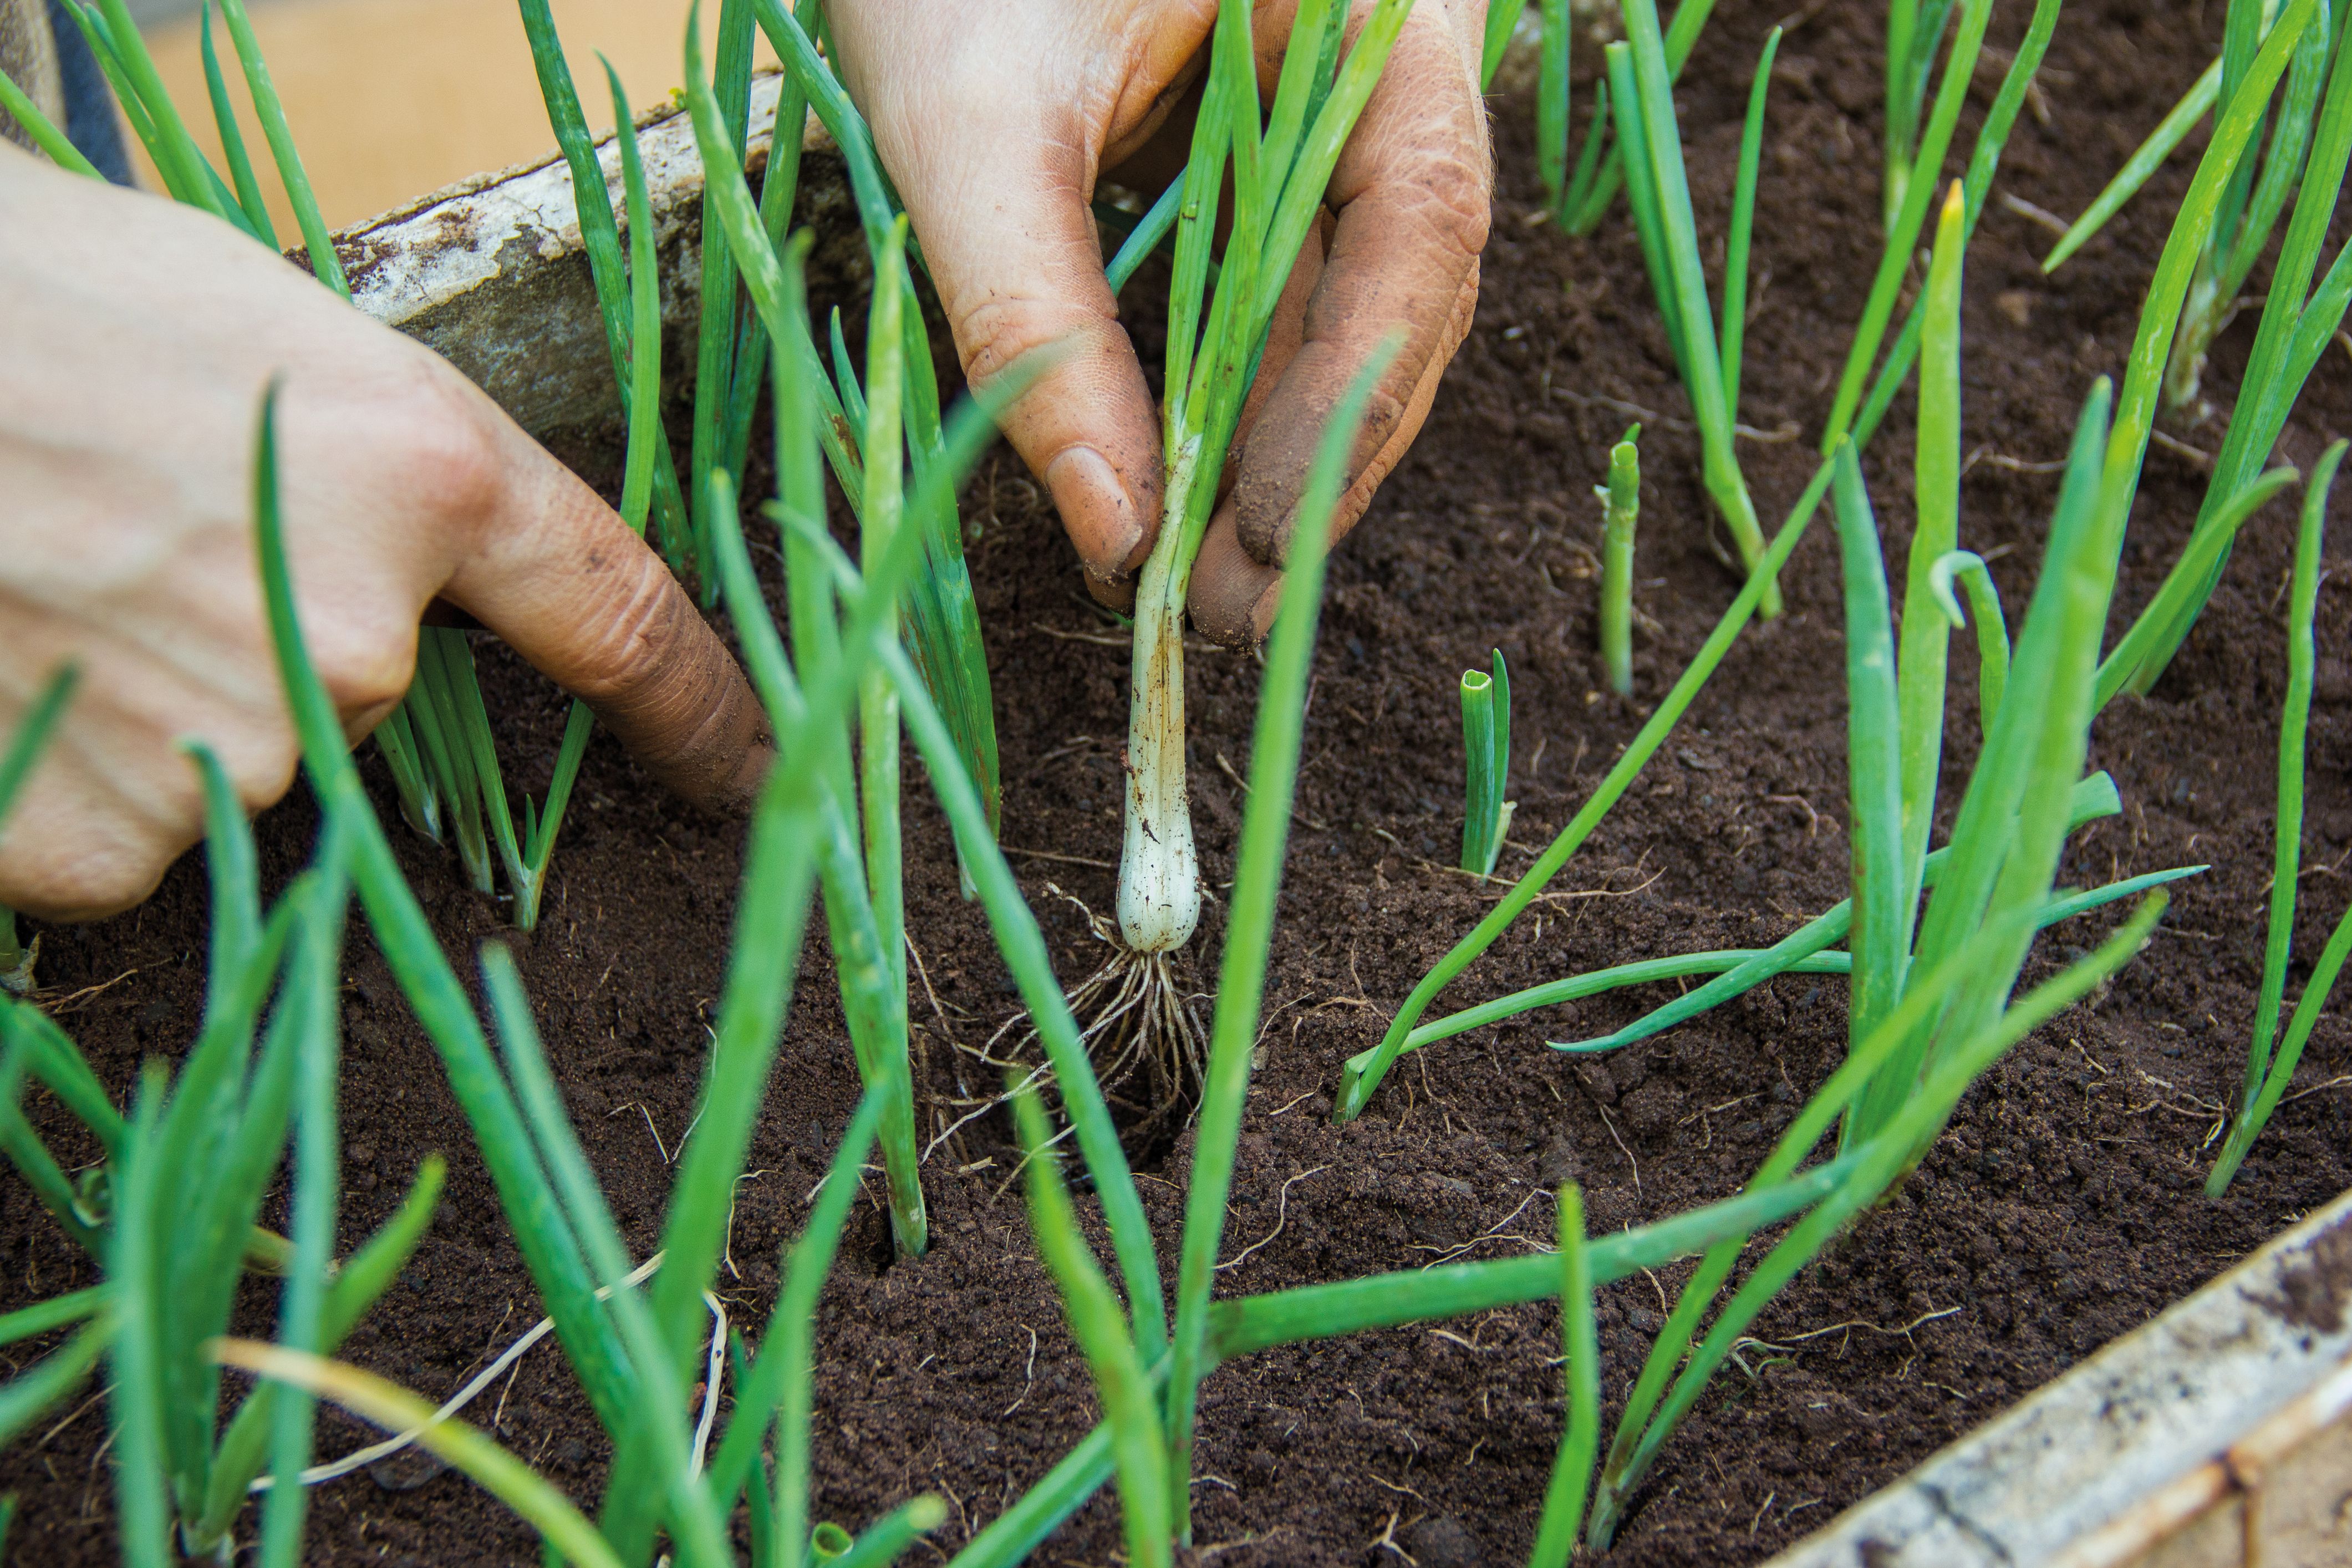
[956, 294, 1113, 388]
[566, 561, 685, 714]
[2, 829, 172, 923]
[308, 621, 415, 721]
[1391, 145, 1492, 266]
[374, 369, 507, 531]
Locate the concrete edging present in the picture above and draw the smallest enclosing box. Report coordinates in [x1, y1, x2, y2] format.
[1764, 1190, 2352, 1567]
[330, 70, 852, 440]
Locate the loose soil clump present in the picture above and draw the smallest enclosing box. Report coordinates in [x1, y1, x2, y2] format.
[6, 1, 2352, 1564]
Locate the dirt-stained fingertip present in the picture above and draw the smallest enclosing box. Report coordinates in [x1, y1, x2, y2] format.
[1186, 509, 1282, 650]
[1046, 442, 1151, 579]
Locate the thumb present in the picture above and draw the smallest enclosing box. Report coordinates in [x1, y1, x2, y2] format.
[442, 444, 770, 813]
[894, 126, 1164, 599]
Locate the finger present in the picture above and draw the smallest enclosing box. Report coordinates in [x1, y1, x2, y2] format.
[442, 439, 770, 813]
[1228, 3, 1489, 566]
[1189, 297, 1461, 648]
[858, 88, 1165, 597]
[1223, 209, 1332, 497]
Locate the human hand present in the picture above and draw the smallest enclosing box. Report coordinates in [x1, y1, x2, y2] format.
[828, 0, 1489, 644]
[0, 146, 767, 921]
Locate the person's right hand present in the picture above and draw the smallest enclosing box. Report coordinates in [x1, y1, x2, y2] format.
[0, 144, 768, 922]
[829, 0, 1490, 646]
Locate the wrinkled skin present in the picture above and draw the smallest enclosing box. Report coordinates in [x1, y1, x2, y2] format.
[829, 0, 1491, 643]
[0, 145, 766, 920]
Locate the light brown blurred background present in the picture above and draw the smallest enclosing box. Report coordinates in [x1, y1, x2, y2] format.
[129, 0, 777, 231]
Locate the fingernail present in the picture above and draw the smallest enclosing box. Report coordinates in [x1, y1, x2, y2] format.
[1046, 446, 1144, 576]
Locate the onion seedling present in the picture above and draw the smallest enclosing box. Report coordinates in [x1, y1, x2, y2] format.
[1527, 1183, 1599, 1568]
[685, 0, 762, 594]
[2045, 0, 2343, 409]
[2040, 59, 2225, 276]
[1338, 452, 1832, 1122]
[1340, 0, 2073, 1116]
[0, 65, 103, 178]
[1483, 0, 1587, 227]
[954, 1148, 1887, 1567]
[2095, 13, 2352, 698]
[1115, 0, 1406, 957]
[513, 0, 697, 568]
[1598, 425, 1640, 695]
[919, 0, 1409, 1130]
[197, 2, 278, 247]
[1607, 4, 1780, 613]
[2208, 444, 2350, 1194]
[1530, 0, 1734, 238]
[1883, 0, 1961, 230]
[1584, 376, 2174, 1539]
[0, 771, 445, 1562]
[683, 17, 932, 1258]
[746, 0, 1007, 852]
[1162, 351, 1387, 1545]
[1010, 1084, 1170, 1568]
[1347, 248, 2192, 1142]
[1460, 651, 1515, 876]
[2168, 0, 2339, 410]
[1585, 895, 2167, 1545]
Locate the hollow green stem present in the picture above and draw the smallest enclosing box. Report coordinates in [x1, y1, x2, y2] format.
[1600, 426, 1640, 695]
[0, 66, 102, 178]
[1013, 1087, 1169, 1568]
[197, 3, 277, 246]
[1528, 1183, 1598, 1568]
[2210, 442, 2349, 1192]
[1821, 0, 1994, 449]
[1616, 0, 1780, 614]
[1459, 651, 1512, 875]
[2044, 59, 2224, 272]
[1535, 0, 1570, 217]
[1164, 351, 1384, 1542]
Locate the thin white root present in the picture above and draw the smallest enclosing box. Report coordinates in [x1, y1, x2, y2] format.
[947, 887, 1206, 1153]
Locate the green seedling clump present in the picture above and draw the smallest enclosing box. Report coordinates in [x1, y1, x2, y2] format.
[1335, 140, 2203, 1556]
[2043, 0, 2346, 412]
[0, 673, 446, 1562]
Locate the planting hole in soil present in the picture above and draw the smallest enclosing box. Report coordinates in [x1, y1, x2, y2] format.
[2, 0, 2351, 1565]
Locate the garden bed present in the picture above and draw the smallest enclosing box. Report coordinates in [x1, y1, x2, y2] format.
[6, 0, 2352, 1564]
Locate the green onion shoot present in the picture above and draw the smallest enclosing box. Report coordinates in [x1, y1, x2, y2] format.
[1606, 6, 1781, 614]
[1883, 0, 1962, 230]
[2094, 3, 2352, 697]
[1460, 651, 1514, 876]
[1598, 424, 1640, 695]
[2208, 442, 2350, 1194]
[1528, 1182, 1599, 1568]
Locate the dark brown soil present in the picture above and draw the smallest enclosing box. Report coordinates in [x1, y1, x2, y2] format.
[8, 1, 2352, 1564]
